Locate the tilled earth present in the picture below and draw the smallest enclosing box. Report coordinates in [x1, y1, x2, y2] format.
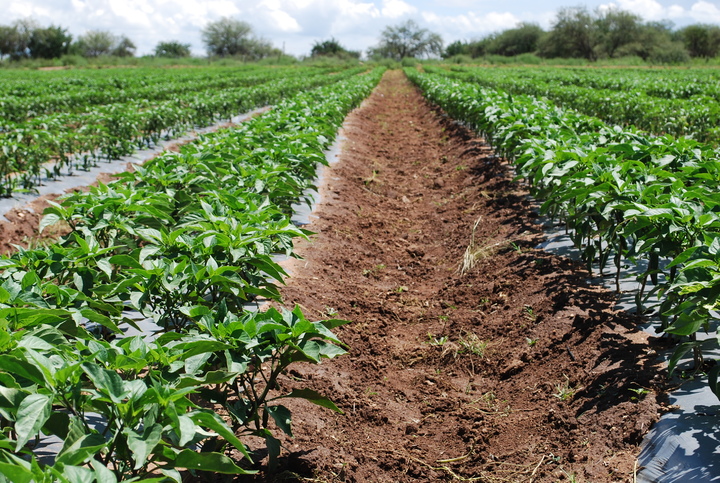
[246, 71, 668, 482]
[0, 70, 670, 482]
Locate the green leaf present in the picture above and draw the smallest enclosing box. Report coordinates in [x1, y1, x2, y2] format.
[0, 456, 33, 483]
[0, 355, 45, 385]
[97, 258, 113, 279]
[125, 423, 163, 470]
[178, 340, 233, 360]
[264, 430, 281, 473]
[109, 254, 144, 269]
[55, 433, 107, 466]
[42, 411, 70, 440]
[664, 311, 705, 336]
[53, 464, 94, 483]
[174, 450, 257, 475]
[80, 309, 121, 334]
[177, 414, 196, 447]
[39, 213, 62, 234]
[82, 362, 127, 404]
[176, 371, 237, 389]
[667, 341, 696, 375]
[15, 393, 52, 451]
[188, 411, 252, 462]
[91, 460, 118, 483]
[267, 405, 293, 437]
[280, 388, 343, 414]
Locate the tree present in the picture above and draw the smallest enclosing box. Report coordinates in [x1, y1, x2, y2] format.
[368, 20, 443, 60]
[443, 39, 489, 59]
[0, 18, 38, 60]
[679, 24, 720, 59]
[154, 40, 191, 58]
[28, 25, 72, 59]
[624, 21, 676, 61]
[443, 40, 468, 58]
[74, 30, 115, 57]
[594, 7, 642, 58]
[72, 31, 136, 58]
[201, 17, 266, 58]
[310, 37, 360, 59]
[112, 35, 136, 57]
[539, 7, 596, 60]
[487, 22, 544, 56]
[0, 25, 17, 60]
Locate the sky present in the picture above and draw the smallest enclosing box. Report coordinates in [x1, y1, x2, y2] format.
[4, 0, 720, 58]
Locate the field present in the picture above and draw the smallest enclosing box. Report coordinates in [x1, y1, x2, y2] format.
[0, 63, 717, 481]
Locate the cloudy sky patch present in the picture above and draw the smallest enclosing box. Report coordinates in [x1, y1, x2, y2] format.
[4, 0, 718, 57]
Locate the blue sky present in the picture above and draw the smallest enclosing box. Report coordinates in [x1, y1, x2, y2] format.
[4, 0, 720, 57]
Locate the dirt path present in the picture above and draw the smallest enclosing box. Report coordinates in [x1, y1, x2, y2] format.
[248, 70, 667, 482]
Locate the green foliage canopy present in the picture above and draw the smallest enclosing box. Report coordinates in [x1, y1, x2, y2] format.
[154, 40, 192, 58]
[368, 20, 443, 61]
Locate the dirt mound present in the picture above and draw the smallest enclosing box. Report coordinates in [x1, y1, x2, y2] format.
[242, 71, 667, 482]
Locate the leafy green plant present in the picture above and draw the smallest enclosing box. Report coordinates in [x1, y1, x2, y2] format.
[0, 66, 385, 479]
[192, 305, 348, 470]
[407, 66, 720, 401]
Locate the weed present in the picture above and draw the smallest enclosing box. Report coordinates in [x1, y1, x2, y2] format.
[364, 169, 379, 185]
[460, 218, 530, 274]
[426, 333, 448, 346]
[523, 305, 538, 322]
[458, 332, 487, 357]
[481, 391, 496, 405]
[526, 337, 538, 347]
[365, 387, 378, 397]
[554, 375, 578, 401]
[629, 386, 650, 402]
[560, 468, 579, 482]
[362, 263, 386, 277]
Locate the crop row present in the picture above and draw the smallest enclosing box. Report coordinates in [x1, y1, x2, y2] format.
[0, 67, 384, 481]
[407, 68, 720, 397]
[0, 66, 366, 197]
[426, 65, 720, 144]
[0, 66, 340, 122]
[441, 65, 720, 100]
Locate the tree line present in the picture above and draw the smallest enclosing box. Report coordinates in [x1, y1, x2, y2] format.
[1, 7, 719, 64]
[445, 7, 720, 63]
[0, 19, 137, 60]
[0, 17, 285, 62]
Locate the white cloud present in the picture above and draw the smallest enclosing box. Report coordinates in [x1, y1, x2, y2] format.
[667, 5, 685, 18]
[611, 0, 667, 19]
[108, 0, 153, 28]
[8, 1, 35, 17]
[602, 0, 720, 23]
[423, 10, 520, 38]
[381, 0, 416, 18]
[2, 0, 719, 58]
[688, 1, 720, 23]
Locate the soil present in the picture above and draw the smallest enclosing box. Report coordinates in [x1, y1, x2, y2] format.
[239, 71, 668, 482]
[0, 70, 669, 482]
